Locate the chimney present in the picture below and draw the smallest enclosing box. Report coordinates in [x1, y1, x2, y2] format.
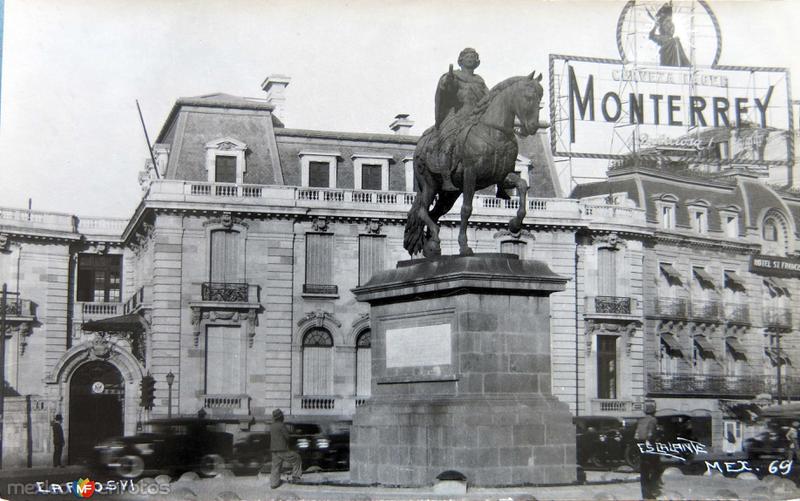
[261, 74, 291, 122]
[389, 114, 414, 135]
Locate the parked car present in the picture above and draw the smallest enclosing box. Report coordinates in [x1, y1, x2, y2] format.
[229, 420, 350, 476]
[92, 417, 235, 479]
[574, 416, 639, 470]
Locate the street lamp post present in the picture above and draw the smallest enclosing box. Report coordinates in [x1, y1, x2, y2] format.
[166, 371, 175, 419]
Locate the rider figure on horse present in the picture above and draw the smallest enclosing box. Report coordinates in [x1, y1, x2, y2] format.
[435, 48, 489, 191]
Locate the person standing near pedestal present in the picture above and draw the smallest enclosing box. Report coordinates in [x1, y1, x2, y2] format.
[269, 408, 301, 489]
[51, 414, 64, 467]
[635, 401, 661, 499]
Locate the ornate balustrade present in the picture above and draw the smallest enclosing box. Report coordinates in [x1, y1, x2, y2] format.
[0, 292, 35, 318]
[690, 299, 721, 321]
[595, 296, 632, 314]
[80, 302, 122, 319]
[648, 373, 767, 397]
[723, 303, 750, 324]
[303, 284, 339, 296]
[201, 282, 251, 302]
[301, 396, 336, 410]
[654, 297, 689, 318]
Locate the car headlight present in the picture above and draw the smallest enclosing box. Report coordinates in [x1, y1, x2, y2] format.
[296, 438, 310, 449]
[315, 438, 330, 449]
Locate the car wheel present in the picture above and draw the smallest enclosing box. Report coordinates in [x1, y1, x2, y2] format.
[199, 454, 225, 477]
[116, 455, 145, 479]
[624, 444, 641, 471]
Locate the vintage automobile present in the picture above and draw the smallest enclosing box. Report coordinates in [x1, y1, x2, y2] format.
[574, 416, 639, 470]
[229, 420, 350, 476]
[93, 417, 235, 479]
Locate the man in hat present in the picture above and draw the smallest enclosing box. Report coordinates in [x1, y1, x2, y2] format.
[52, 414, 64, 467]
[635, 401, 661, 499]
[269, 408, 302, 489]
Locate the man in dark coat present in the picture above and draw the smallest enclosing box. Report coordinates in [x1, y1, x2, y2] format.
[269, 408, 302, 489]
[635, 401, 661, 499]
[52, 414, 64, 467]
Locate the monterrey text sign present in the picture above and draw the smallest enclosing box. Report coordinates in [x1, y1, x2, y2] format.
[549, 55, 792, 164]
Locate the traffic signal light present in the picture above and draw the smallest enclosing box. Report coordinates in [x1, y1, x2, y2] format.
[140, 374, 156, 410]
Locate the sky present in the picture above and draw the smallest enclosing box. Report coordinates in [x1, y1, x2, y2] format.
[1, 0, 799, 218]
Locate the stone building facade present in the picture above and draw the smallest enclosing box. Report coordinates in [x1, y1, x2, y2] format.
[2, 77, 796, 466]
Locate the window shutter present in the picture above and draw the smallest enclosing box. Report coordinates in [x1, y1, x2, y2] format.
[358, 236, 385, 285]
[597, 248, 617, 296]
[306, 234, 333, 286]
[210, 230, 241, 283]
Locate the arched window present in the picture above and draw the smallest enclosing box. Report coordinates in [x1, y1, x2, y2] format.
[763, 220, 778, 241]
[355, 330, 371, 397]
[302, 328, 334, 396]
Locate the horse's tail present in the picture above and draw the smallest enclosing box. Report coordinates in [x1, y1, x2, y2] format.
[403, 185, 426, 257]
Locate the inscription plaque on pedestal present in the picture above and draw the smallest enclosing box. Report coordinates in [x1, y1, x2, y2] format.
[386, 323, 451, 368]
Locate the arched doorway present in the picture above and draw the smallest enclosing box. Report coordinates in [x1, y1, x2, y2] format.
[68, 360, 125, 464]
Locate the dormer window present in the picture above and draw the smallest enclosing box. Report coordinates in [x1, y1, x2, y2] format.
[761, 210, 792, 257]
[763, 220, 778, 241]
[654, 195, 678, 230]
[691, 209, 708, 234]
[300, 152, 339, 188]
[205, 138, 247, 184]
[352, 154, 392, 191]
[659, 204, 675, 229]
[719, 207, 740, 239]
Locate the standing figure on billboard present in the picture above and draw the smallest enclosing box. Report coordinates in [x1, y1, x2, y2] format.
[649, 2, 690, 67]
[434, 47, 489, 191]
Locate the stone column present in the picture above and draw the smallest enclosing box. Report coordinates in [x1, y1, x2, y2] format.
[350, 253, 577, 487]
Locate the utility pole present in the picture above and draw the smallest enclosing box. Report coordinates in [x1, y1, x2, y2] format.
[0, 283, 8, 469]
[777, 332, 783, 405]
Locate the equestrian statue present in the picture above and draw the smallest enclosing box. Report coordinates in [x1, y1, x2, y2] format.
[403, 47, 549, 257]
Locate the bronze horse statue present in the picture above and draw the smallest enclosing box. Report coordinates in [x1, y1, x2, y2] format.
[403, 71, 548, 257]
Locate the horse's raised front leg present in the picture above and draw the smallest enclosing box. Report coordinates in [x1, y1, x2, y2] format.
[503, 171, 528, 234]
[458, 163, 477, 256]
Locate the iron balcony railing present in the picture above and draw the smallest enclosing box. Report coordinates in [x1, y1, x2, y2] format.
[303, 284, 339, 295]
[202, 282, 249, 302]
[764, 307, 792, 329]
[690, 299, 721, 320]
[648, 373, 800, 398]
[654, 297, 689, 318]
[594, 296, 632, 314]
[648, 373, 762, 396]
[0, 292, 34, 317]
[723, 303, 750, 324]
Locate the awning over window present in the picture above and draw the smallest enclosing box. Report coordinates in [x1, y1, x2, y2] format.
[693, 268, 718, 290]
[660, 264, 683, 285]
[725, 337, 747, 361]
[694, 335, 716, 359]
[660, 333, 684, 357]
[82, 313, 145, 333]
[721, 401, 762, 423]
[765, 347, 792, 366]
[723, 270, 746, 291]
[764, 277, 790, 296]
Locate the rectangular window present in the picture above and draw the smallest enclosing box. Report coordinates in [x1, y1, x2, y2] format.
[597, 248, 617, 296]
[205, 326, 242, 394]
[210, 230, 242, 283]
[305, 233, 334, 288]
[361, 164, 383, 191]
[76, 254, 122, 302]
[358, 236, 385, 285]
[661, 205, 674, 229]
[215, 155, 237, 183]
[725, 215, 738, 238]
[356, 346, 371, 397]
[596, 336, 617, 399]
[308, 161, 331, 188]
[692, 210, 708, 234]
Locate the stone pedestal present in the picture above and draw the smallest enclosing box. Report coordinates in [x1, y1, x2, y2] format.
[350, 253, 576, 487]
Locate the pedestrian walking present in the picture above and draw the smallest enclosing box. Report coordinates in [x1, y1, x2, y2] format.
[635, 401, 661, 499]
[51, 414, 64, 467]
[269, 408, 302, 489]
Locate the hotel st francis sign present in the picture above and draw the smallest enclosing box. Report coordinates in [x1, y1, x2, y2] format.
[548, 1, 793, 166]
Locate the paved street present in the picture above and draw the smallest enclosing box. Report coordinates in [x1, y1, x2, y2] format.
[3, 467, 800, 501]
